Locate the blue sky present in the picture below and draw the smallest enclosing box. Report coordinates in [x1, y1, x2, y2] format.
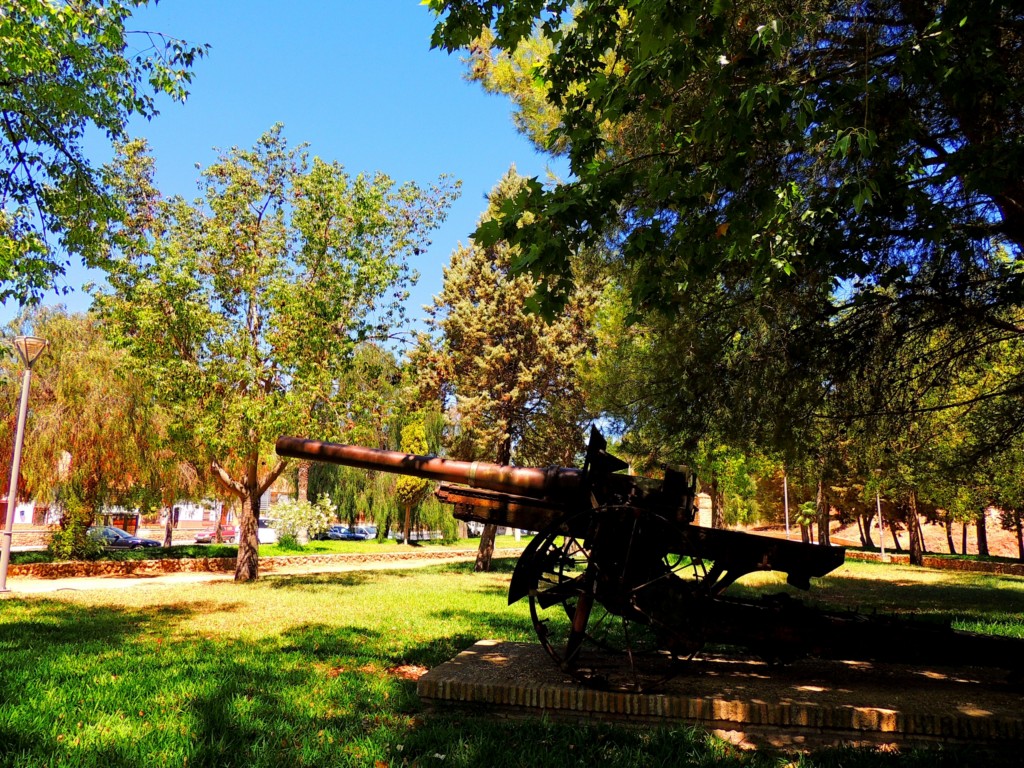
[1, 1, 562, 331]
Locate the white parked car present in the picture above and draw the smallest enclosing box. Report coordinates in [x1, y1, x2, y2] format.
[233, 518, 279, 545]
[258, 518, 279, 544]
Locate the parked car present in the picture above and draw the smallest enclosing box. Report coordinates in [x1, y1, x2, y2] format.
[325, 524, 377, 541]
[325, 524, 350, 540]
[193, 525, 236, 544]
[257, 518, 279, 545]
[389, 528, 442, 543]
[311, 523, 343, 540]
[338, 525, 375, 541]
[230, 519, 279, 545]
[87, 526, 161, 550]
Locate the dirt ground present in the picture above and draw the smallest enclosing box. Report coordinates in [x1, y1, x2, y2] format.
[751, 507, 1022, 560]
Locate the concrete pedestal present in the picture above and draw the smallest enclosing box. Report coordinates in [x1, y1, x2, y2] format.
[417, 641, 1024, 751]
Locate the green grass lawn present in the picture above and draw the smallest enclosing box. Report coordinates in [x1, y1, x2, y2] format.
[1, 559, 1022, 767]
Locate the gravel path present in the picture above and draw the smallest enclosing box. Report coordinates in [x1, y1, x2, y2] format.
[3, 550, 489, 594]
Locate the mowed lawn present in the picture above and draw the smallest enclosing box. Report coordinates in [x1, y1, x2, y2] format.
[1, 558, 1023, 768]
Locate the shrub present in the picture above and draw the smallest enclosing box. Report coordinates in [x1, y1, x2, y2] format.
[47, 515, 104, 561]
[271, 495, 334, 544]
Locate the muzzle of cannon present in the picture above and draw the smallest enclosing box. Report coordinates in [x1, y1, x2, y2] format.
[276, 436, 586, 499]
[276, 428, 1024, 692]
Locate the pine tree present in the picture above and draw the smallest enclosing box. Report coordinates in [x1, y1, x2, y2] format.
[419, 167, 595, 570]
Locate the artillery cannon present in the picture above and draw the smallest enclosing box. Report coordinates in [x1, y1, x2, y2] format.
[277, 429, 1024, 692]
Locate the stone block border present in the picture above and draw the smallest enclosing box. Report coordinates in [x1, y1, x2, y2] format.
[847, 550, 1024, 576]
[8, 548, 523, 580]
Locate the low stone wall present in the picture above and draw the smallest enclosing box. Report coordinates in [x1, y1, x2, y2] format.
[846, 549, 1024, 576]
[8, 548, 521, 580]
[9, 529, 52, 548]
[14, 546, 1020, 582]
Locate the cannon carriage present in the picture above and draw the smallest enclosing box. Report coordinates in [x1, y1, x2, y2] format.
[277, 428, 1024, 692]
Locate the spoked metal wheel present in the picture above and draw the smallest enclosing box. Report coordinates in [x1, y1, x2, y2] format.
[524, 507, 711, 692]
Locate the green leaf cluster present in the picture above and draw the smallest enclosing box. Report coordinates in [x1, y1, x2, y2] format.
[396, 421, 431, 507]
[0, 0, 208, 303]
[431, 0, 1024, 539]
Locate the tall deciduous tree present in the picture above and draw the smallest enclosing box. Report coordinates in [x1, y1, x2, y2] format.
[431, 0, 1024, 459]
[419, 168, 595, 570]
[0, 0, 207, 303]
[95, 127, 457, 581]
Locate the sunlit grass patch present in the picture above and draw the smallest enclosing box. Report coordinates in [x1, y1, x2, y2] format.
[2, 558, 1021, 766]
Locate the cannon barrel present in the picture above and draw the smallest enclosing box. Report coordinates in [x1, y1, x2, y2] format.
[275, 437, 585, 499]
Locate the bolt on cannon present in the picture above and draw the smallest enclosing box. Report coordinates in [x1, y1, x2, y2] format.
[277, 428, 1024, 692]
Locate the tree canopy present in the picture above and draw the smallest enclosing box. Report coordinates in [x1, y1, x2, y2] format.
[95, 127, 458, 580]
[429, 0, 1024, 458]
[1, 0, 207, 304]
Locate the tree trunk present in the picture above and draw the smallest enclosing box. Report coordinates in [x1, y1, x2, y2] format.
[476, 436, 512, 572]
[711, 477, 725, 529]
[162, 495, 174, 548]
[475, 523, 498, 572]
[962, 521, 968, 555]
[890, 523, 902, 552]
[213, 454, 287, 582]
[907, 492, 923, 566]
[297, 460, 310, 503]
[858, 513, 874, 548]
[235, 491, 260, 582]
[402, 503, 413, 545]
[944, 516, 956, 555]
[800, 521, 811, 543]
[816, 479, 830, 546]
[1013, 508, 1024, 562]
[976, 510, 989, 557]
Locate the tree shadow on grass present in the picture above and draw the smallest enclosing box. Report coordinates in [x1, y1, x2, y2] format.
[427, 556, 520, 575]
[734, 570, 1024, 627]
[0, 598, 416, 767]
[3, 584, 1016, 767]
[259, 571, 382, 590]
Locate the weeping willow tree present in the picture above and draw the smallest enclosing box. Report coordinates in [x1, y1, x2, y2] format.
[1, 308, 186, 557]
[309, 464, 396, 533]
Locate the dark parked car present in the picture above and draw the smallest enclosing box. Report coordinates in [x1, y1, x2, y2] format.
[338, 525, 375, 541]
[323, 524, 376, 541]
[88, 526, 161, 550]
[194, 525, 236, 544]
[325, 524, 350, 540]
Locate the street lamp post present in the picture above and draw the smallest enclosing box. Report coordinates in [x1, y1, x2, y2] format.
[0, 336, 48, 593]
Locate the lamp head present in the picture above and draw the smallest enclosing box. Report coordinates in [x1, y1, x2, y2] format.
[12, 336, 48, 368]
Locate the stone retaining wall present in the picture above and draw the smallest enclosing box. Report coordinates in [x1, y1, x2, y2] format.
[8, 548, 521, 580]
[8, 529, 52, 548]
[847, 550, 1024, 576]
[11, 546, 1022, 581]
